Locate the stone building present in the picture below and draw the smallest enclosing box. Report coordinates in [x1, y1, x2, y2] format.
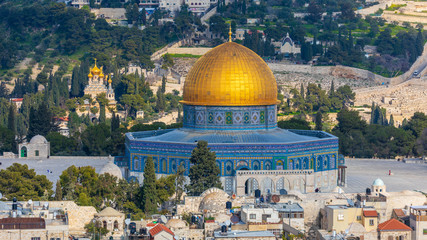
[95, 207, 125, 239]
[409, 206, 427, 240]
[149, 223, 174, 240]
[122, 39, 341, 196]
[377, 218, 412, 240]
[371, 178, 386, 196]
[277, 33, 301, 56]
[18, 135, 50, 159]
[0, 217, 69, 240]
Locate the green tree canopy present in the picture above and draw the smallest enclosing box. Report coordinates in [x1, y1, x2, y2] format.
[0, 163, 53, 200]
[187, 141, 222, 196]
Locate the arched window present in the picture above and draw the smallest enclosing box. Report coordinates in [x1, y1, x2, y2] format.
[162, 159, 167, 173]
[114, 220, 118, 230]
[288, 160, 294, 170]
[276, 160, 283, 170]
[103, 220, 107, 229]
[134, 157, 139, 171]
[170, 159, 177, 173]
[237, 161, 249, 170]
[225, 161, 233, 175]
[252, 161, 260, 170]
[264, 161, 271, 170]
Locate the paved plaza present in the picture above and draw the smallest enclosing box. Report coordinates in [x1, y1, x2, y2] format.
[0, 157, 425, 194]
[0, 156, 111, 185]
[344, 158, 427, 193]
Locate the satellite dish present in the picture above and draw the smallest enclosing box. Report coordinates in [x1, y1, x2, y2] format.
[0, 192, 3, 199]
[230, 215, 239, 224]
[174, 237, 179, 240]
[125, 218, 131, 225]
[28, 200, 33, 205]
[338, 188, 343, 194]
[225, 220, 231, 226]
[160, 215, 167, 224]
[271, 195, 280, 203]
[347, 199, 355, 207]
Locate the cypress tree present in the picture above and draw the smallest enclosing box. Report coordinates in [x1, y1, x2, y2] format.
[155, 87, 166, 113]
[188, 141, 222, 196]
[300, 83, 305, 99]
[8, 104, 16, 135]
[315, 111, 322, 130]
[141, 156, 157, 214]
[55, 180, 63, 200]
[111, 112, 120, 132]
[329, 80, 335, 96]
[389, 114, 395, 126]
[71, 66, 80, 97]
[99, 105, 106, 123]
[161, 76, 166, 94]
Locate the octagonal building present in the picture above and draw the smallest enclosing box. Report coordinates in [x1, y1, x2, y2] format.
[122, 41, 340, 195]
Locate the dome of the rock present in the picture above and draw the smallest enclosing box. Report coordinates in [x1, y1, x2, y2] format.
[181, 42, 278, 106]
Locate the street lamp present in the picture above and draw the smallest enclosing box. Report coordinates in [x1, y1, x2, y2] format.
[92, 219, 96, 240]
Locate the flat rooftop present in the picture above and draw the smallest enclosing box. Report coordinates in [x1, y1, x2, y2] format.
[214, 230, 275, 238]
[343, 158, 427, 193]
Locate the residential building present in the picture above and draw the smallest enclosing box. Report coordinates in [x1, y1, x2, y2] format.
[159, 0, 182, 14]
[410, 206, 427, 240]
[149, 223, 174, 240]
[378, 218, 412, 240]
[185, 0, 210, 14]
[362, 209, 378, 232]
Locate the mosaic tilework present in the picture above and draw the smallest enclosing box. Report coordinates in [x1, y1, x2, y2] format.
[196, 111, 205, 125]
[234, 112, 243, 125]
[226, 112, 233, 124]
[183, 105, 277, 130]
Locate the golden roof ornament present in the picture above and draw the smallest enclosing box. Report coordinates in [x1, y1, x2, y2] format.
[91, 58, 101, 75]
[228, 23, 232, 42]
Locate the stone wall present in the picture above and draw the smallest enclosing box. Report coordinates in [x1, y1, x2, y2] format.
[166, 47, 212, 56]
[379, 230, 411, 240]
[0, 227, 69, 240]
[49, 201, 97, 236]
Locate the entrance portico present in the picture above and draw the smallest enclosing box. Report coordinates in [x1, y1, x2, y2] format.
[235, 169, 315, 196]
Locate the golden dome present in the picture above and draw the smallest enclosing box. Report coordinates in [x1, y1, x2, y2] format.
[181, 42, 278, 106]
[92, 65, 101, 75]
[88, 68, 93, 78]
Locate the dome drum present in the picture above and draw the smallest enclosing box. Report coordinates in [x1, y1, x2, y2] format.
[183, 105, 277, 130]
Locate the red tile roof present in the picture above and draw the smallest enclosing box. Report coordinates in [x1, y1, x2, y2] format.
[378, 219, 412, 231]
[393, 209, 405, 218]
[146, 222, 157, 227]
[363, 210, 378, 217]
[149, 223, 174, 237]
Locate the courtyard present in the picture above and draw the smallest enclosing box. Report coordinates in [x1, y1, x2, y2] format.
[344, 158, 427, 193]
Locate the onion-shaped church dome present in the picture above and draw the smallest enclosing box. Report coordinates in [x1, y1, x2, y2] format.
[181, 42, 278, 106]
